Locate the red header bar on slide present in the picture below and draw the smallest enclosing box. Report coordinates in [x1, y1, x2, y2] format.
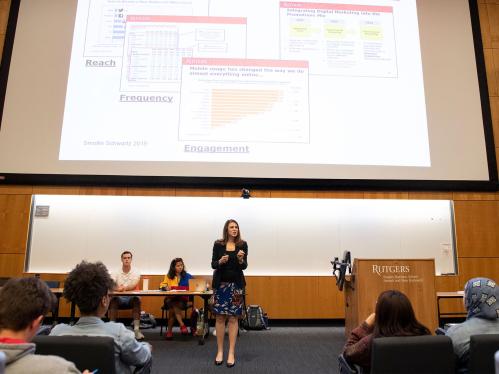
[280, 2, 393, 13]
[127, 15, 247, 24]
[183, 58, 309, 68]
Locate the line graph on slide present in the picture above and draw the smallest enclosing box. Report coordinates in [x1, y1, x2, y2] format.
[178, 58, 310, 143]
[210, 88, 284, 128]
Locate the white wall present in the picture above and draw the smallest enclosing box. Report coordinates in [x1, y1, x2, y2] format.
[27, 195, 456, 275]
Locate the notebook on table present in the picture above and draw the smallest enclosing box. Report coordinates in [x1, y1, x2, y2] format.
[170, 285, 188, 291]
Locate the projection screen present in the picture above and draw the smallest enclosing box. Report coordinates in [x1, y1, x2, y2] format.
[0, 0, 495, 189]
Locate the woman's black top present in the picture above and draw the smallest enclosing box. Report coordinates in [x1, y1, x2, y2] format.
[211, 240, 248, 289]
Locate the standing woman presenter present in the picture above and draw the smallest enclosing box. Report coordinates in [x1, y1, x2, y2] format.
[211, 219, 248, 368]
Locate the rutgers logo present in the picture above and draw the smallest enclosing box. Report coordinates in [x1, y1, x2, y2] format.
[372, 265, 410, 276]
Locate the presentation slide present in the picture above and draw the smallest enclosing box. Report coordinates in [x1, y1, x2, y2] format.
[58, 0, 429, 167]
[0, 0, 491, 183]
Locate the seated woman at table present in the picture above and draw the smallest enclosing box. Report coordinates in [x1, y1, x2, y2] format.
[159, 257, 193, 340]
[343, 289, 431, 372]
[446, 277, 499, 373]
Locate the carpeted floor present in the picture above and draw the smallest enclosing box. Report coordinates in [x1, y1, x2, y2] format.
[144, 325, 345, 374]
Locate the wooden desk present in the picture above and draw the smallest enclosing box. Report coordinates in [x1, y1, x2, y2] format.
[436, 291, 466, 326]
[50, 289, 214, 344]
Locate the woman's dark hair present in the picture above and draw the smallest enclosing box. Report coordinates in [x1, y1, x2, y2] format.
[0, 277, 56, 331]
[217, 219, 243, 245]
[373, 290, 431, 338]
[167, 258, 187, 280]
[63, 261, 115, 314]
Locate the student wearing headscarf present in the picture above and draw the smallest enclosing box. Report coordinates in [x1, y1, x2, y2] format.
[446, 277, 499, 373]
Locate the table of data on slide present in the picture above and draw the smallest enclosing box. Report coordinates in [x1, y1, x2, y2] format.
[178, 58, 310, 143]
[83, 0, 211, 57]
[121, 15, 247, 92]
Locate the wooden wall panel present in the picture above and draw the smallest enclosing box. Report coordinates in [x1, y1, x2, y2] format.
[127, 188, 175, 196]
[452, 192, 499, 201]
[0, 0, 9, 36]
[458, 258, 499, 285]
[316, 276, 344, 318]
[32, 186, 81, 195]
[314, 191, 364, 199]
[407, 192, 453, 200]
[487, 2, 499, 49]
[485, 49, 498, 99]
[435, 275, 465, 315]
[479, 3, 492, 49]
[0, 186, 33, 194]
[491, 96, 499, 144]
[246, 276, 319, 319]
[175, 188, 223, 197]
[0, 254, 25, 276]
[0, 195, 31, 253]
[363, 192, 409, 199]
[454, 201, 499, 257]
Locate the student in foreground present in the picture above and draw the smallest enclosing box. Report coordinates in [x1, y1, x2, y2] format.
[446, 277, 499, 373]
[159, 257, 193, 340]
[343, 289, 431, 373]
[50, 261, 152, 374]
[0, 277, 83, 373]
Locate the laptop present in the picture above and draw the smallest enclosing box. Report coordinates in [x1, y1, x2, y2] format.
[189, 278, 206, 292]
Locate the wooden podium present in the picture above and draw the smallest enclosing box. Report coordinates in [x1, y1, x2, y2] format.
[344, 259, 437, 335]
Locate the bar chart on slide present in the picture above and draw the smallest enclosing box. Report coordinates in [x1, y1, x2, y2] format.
[178, 58, 310, 143]
[210, 88, 284, 127]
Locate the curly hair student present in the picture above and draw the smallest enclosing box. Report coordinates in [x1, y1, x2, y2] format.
[50, 261, 152, 374]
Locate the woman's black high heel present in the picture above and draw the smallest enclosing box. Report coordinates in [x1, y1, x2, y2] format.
[226, 361, 236, 368]
[214, 357, 224, 366]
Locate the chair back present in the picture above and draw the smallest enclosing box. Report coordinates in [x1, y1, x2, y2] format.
[469, 334, 499, 374]
[495, 350, 499, 374]
[338, 353, 359, 374]
[33, 335, 116, 374]
[370, 335, 454, 374]
[0, 351, 6, 374]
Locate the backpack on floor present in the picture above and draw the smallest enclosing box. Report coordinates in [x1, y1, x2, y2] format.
[243, 305, 269, 330]
[195, 308, 209, 337]
[139, 312, 157, 329]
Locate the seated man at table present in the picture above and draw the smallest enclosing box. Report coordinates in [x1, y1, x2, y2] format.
[108, 250, 144, 340]
[50, 261, 152, 374]
[0, 277, 82, 373]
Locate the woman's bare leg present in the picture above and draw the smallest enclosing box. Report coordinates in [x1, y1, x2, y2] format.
[227, 316, 239, 365]
[215, 314, 227, 362]
[167, 310, 175, 332]
[173, 305, 185, 326]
